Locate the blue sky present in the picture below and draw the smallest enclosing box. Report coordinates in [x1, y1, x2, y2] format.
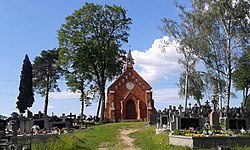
[0, 1, 242, 117]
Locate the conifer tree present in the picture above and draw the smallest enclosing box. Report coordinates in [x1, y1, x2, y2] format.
[17, 54, 34, 113]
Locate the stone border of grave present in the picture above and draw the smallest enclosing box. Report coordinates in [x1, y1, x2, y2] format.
[169, 135, 250, 149]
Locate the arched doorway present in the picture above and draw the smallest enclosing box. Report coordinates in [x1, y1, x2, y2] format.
[125, 100, 136, 119]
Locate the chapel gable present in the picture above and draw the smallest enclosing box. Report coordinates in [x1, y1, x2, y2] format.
[104, 50, 156, 122]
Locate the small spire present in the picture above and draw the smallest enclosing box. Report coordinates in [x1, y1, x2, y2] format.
[126, 50, 134, 69]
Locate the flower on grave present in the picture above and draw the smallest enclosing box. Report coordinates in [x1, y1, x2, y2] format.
[204, 122, 209, 128]
[240, 128, 246, 134]
[184, 133, 204, 137]
[202, 130, 207, 135]
[225, 129, 234, 136]
[208, 130, 213, 135]
[189, 127, 195, 133]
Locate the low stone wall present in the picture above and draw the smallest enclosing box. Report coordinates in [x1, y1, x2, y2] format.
[169, 135, 250, 149]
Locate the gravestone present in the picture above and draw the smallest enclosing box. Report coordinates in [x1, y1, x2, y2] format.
[178, 105, 183, 116]
[191, 104, 199, 117]
[62, 113, 66, 122]
[52, 122, 67, 129]
[0, 119, 6, 139]
[228, 119, 247, 130]
[149, 114, 160, 124]
[19, 116, 32, 134]
[209, 98, 221, 130]
[209, 112, 221, 130]
[180, 118, 200, 129]
[33, 120, 44, 129]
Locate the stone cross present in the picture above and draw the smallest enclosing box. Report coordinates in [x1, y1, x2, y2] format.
[193, 104, 199, 114]
[68, 113, 73, 119]
[62, 113, 66, 122]
[205, 100, 209, 106]
[188, 103, 192, 109]
[178, 105, 183, 114]
[211, 96, 216, 111]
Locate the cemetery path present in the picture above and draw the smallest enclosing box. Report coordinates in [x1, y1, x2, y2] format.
[97, 128, 140, 150]
[120, 128, 140, 150]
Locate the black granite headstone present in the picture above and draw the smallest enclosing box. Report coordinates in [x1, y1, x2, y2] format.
[33, 120, 44, 129]
[162, 116, 168, 125]
[181, 118, 200, 129]
[149, 114, 159, 124]
[228, 119, 246, 129]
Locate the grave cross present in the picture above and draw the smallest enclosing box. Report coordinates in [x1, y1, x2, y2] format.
[211, 96, 216, 111]
[193, 104, 199, 113]
[188, 103, 192, 114]
[188, 103, 192, 109]
[173, 106, 176, 111]
[178, 105, 183, 114]
[205, 100, 209, 106]
[68, 113, 76, 119]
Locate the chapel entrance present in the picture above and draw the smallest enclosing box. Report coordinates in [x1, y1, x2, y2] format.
[125, 100, 136, 119]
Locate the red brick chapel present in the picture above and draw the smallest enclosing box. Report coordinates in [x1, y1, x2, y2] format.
[104, 50, 156, 122]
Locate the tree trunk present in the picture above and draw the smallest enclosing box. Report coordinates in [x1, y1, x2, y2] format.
[80, 97, 85, 125]
[80, 80, 85, 125]
[197, 99, 201, 108]
[243, 87, 249, 107]
[213, 48, 223, 112]
[215, 67, 223, 112]
[96, 96, 102, 118]
[100, 85, 106, 122]
[43, 85, 49, 130]
[225, 39, 232, 113]
[184, 70, 188, 114]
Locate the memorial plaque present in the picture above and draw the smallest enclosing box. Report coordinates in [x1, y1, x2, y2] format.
[149, 114, 159, 124]
[0, 120, 6, 131]
[162, 116, 168, 125]
[52, 123, 66, 129]
[229, 119, 246, 129]
[181, 118, 200, 129]
[33, 120, 44, 129]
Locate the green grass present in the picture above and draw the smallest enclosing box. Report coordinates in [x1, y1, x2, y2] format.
[32, 122, 145, 150]
[130, 126, 191, 150]
[31, 122, 250, 150]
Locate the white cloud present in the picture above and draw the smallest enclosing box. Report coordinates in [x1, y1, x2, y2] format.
[132, 36, 182, 83]
[130, 36, 185, 110]
[153, 88, 180, 104]
[50, 90, 80, 100]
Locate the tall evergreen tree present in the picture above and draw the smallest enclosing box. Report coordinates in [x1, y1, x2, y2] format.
[17, 54, 34, 113]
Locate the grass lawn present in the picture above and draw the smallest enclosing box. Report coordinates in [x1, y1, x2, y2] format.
[31, 122, 250, 150]
[32, 122, 145, 150]
[130, 125, 191, 150]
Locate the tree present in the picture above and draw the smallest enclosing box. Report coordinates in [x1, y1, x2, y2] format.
[162, 0, 250, 112]
[178, 70, 205, 108]
[177, 47, 200, 113]
[232, 50, 250, 107]
[17, 54, 34, 113]
[64, 69, 97, 124]
[244, 96, 250, 108]
[58, 3, 131, 121]
[33, 49, 63, 128]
